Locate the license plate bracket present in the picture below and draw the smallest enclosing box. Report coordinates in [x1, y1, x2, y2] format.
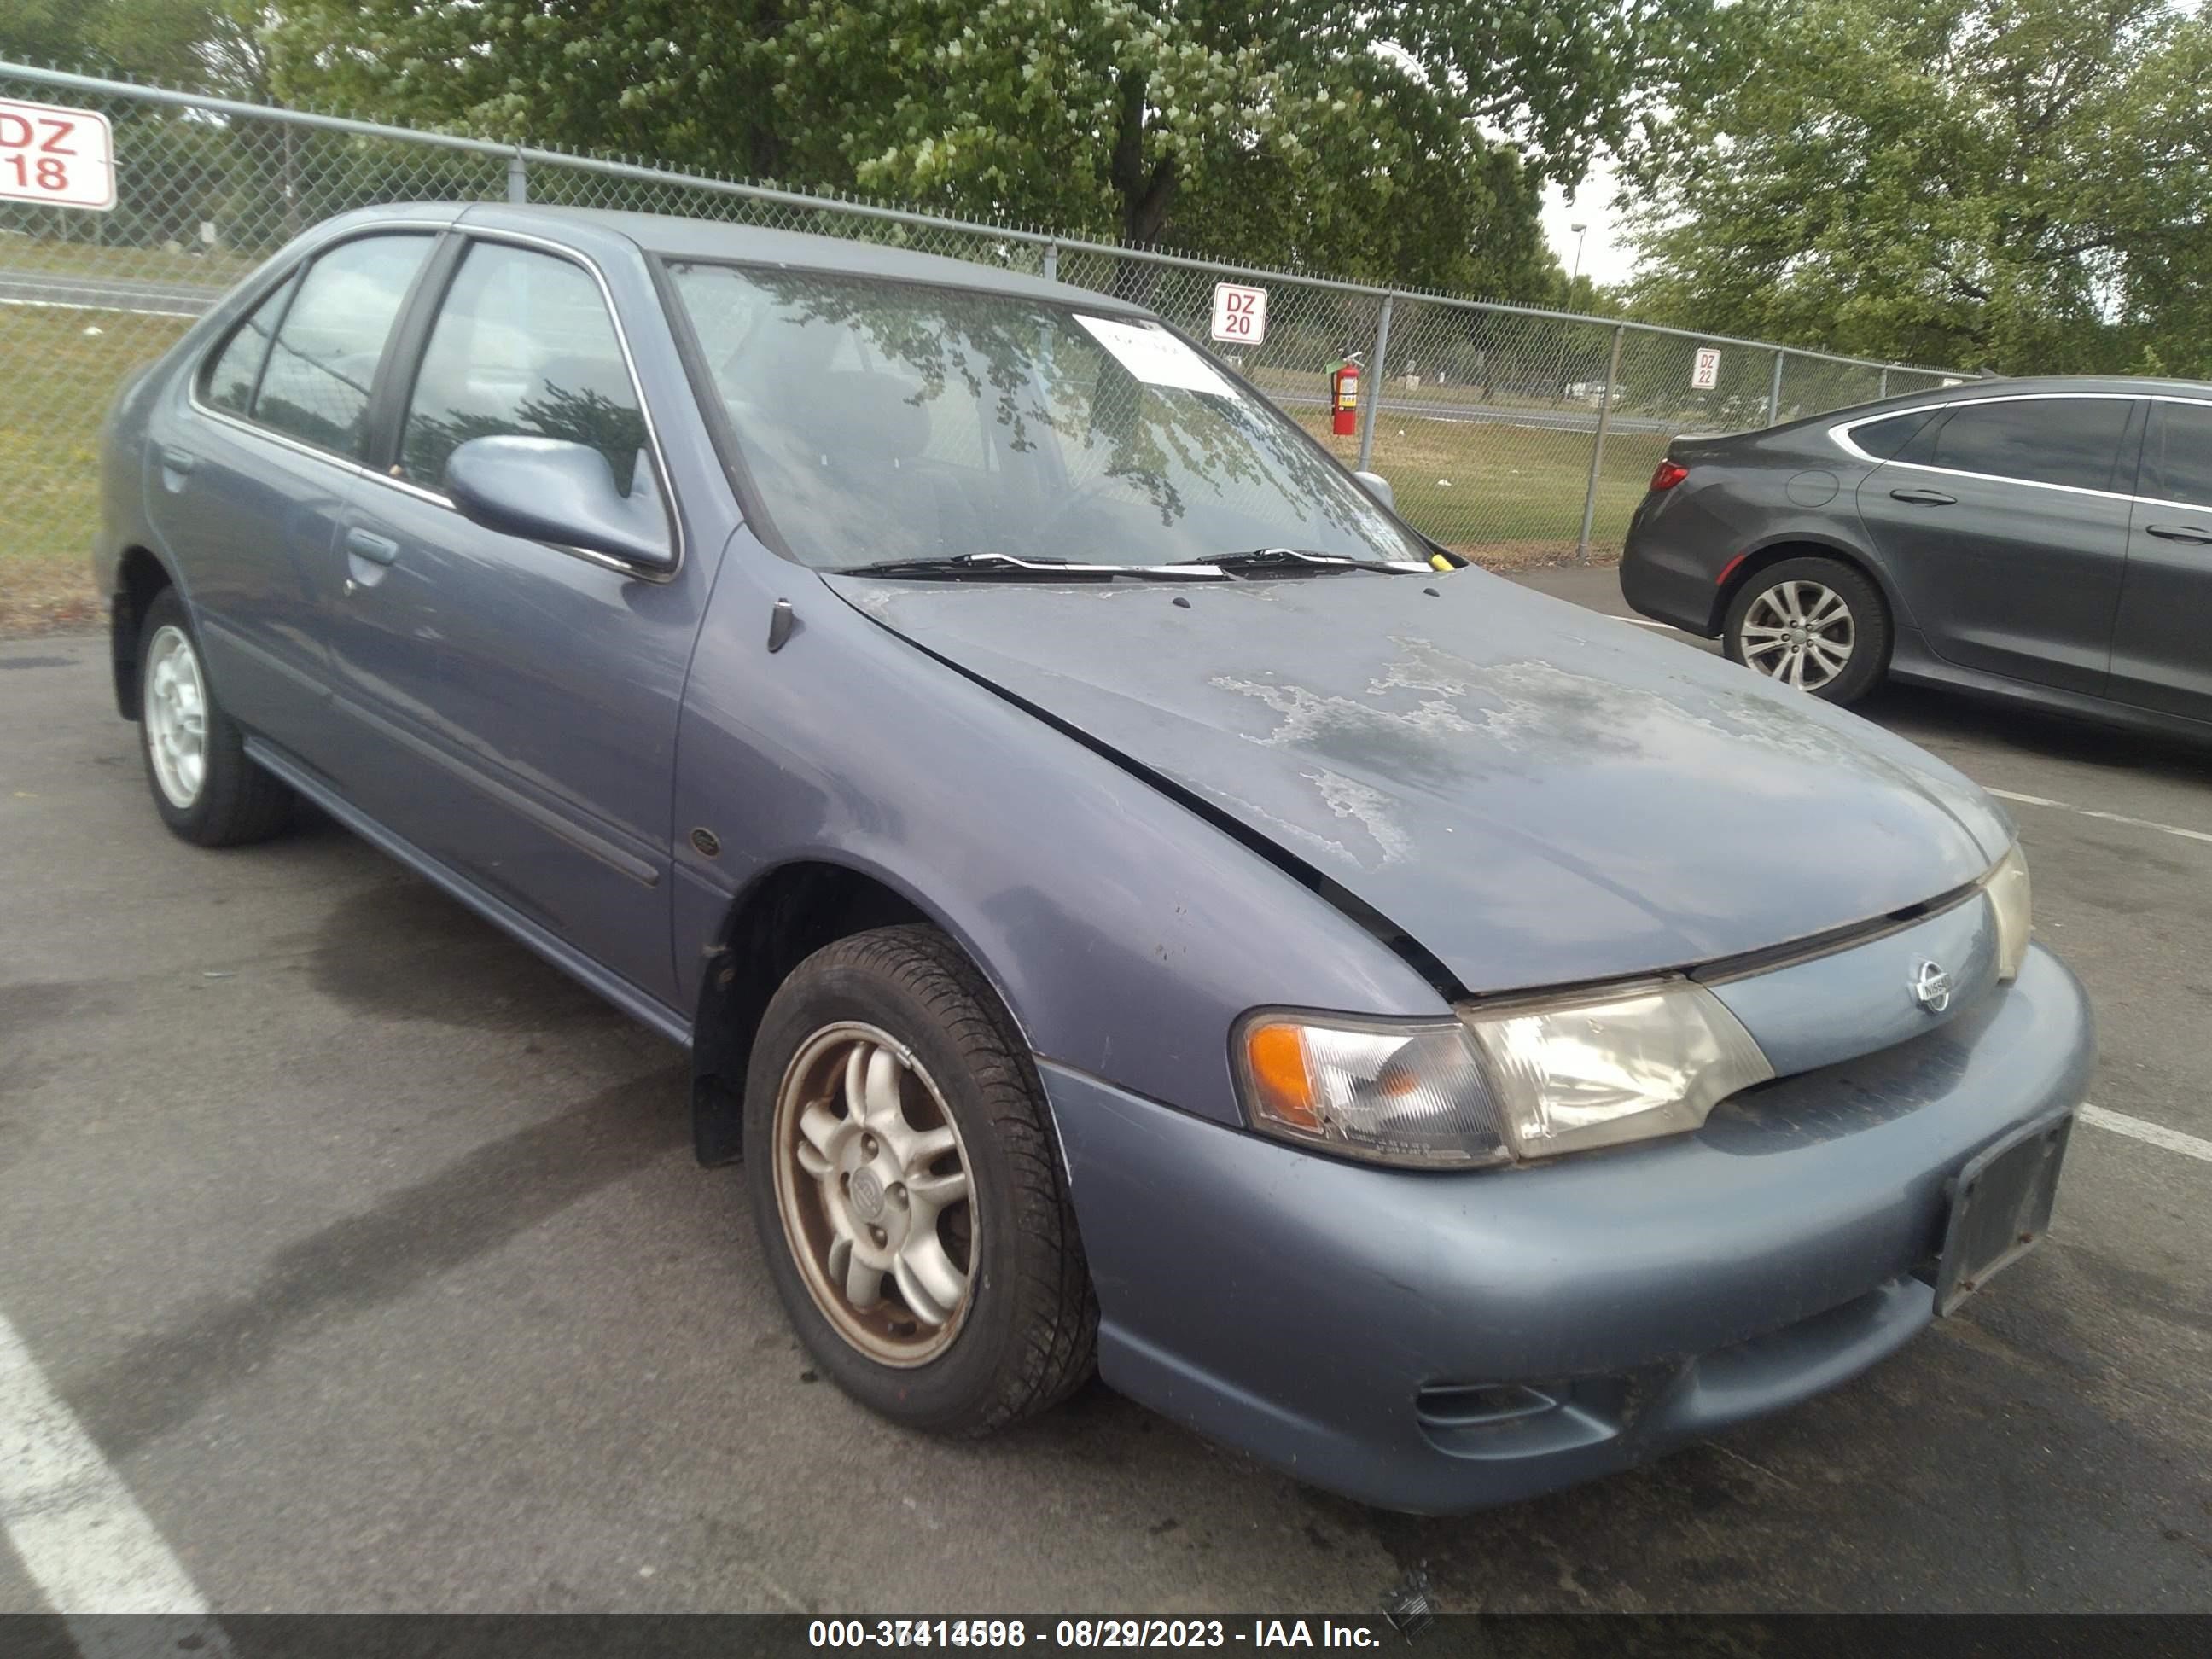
[1934, 1108, 2073, 1316]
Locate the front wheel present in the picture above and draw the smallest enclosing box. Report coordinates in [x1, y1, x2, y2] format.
[1722, 556, 1891, 705]
[743, 924, 1097, 1437]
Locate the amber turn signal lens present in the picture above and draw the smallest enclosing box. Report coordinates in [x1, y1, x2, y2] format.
[1244, 1022, 1321, 1131]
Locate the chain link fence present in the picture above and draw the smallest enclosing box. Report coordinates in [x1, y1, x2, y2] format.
[0, 61, 1960, 626]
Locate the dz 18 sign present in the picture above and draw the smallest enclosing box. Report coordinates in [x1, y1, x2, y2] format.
[1210, 282, 1268, 346]
[0, 97, 117, 211]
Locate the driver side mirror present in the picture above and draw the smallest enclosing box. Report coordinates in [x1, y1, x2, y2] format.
[1353, 469, 1394, 510]
[445, 435, 675, 573]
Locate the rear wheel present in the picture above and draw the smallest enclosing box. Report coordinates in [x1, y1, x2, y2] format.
[743, 924, 1097, 1437]
[1722, 556, 1890, 705]
[137, 586, 294, 846]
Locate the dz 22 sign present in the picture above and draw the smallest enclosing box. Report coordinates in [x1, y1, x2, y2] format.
[1210, 282, 1268, 346]
[0, 97, 118, 211]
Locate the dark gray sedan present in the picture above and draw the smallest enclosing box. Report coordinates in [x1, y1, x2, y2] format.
[1621, 375, 2212, 731]
[96, 204, 2090, 1513]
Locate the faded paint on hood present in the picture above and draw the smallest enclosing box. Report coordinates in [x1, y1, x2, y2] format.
[823, 567, 2013, 994]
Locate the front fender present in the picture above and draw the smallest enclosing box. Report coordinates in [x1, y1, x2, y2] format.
[671, 530, 1447, 1131]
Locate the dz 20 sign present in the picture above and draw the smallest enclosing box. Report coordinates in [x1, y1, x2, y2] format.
[0, 97, 118, 211]
[1210, 282, 1268, 346]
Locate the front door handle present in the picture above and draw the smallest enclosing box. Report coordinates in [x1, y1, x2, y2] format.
[2144, 522, 2212, 545]
[343, 527, 399, 566]
[1889, 486, 1957, 506]
[159, 445, 196, 474]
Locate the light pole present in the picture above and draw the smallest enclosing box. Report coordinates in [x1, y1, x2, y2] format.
[1552, 222, 1589, 405]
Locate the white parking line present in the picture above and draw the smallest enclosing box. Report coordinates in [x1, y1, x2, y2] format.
[0, 1308, 230, 1646]
[2081, 1103, 2212, 1164]
[1985, 787, 2212, 849]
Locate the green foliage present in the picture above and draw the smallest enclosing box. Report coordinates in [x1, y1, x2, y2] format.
[1, 0, 267, 95]
[1621, 0, 2212, 374]
[262, 2, 1699, 300]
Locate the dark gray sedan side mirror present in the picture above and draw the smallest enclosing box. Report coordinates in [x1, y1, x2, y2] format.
[445, 435, 675, 573]
[1353, 469, 1394, 510]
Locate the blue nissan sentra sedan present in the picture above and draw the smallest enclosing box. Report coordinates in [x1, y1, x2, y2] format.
[94, 204, 2091, 1513]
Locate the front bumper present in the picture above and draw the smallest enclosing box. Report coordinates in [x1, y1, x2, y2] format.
[1046, 943, 2093, 1513]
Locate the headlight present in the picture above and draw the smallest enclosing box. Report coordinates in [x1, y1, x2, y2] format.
[1237, 1016, 1512, 1167]
[1984, 842, 2031, 981]
[1236, 981, 1774, 1168]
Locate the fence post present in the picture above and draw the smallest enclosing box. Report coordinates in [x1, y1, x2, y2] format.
[507, 148, 527, 204]
[1576, 324, 1627, 564]
[1879, 367, 1889, 399]
[1042, 242, 1058, 283]
[1357, 294, 1394, 473]
[1767, 350, 1784, 425]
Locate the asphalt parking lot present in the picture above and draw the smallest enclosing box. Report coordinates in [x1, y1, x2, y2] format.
[2, 568, 2209, 1616]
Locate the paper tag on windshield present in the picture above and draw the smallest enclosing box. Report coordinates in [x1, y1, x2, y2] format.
[1074, 314, 1238, 397]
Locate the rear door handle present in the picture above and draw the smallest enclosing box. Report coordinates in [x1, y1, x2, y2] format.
[343, 527, 399, 566]
[1889, 486, 1957, 506]
[159, 445, 196, 474]
[2144, 522, 2212, 545]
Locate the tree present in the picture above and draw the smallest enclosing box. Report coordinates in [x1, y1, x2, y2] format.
[267, 1, 1697, 298]
[1619, 0, 2212, 375]
[1, 0, 271, 97]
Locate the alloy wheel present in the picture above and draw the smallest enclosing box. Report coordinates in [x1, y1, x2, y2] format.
[144, 624, 209, 808]
[771, 1021, 976, 1366]
[1740, 580, 1854, 691]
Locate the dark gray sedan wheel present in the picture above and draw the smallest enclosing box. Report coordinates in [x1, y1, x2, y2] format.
[1723, 556, 1891, 706]
[137, 586, 294, 846]
[743, 924, 1097, 1436]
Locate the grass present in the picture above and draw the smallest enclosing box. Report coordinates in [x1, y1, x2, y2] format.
[0, 304, 188, 633]
[1295, 409, 1658, 565]
[0, 306, 1646, 637]
[0, 230, 252, 288]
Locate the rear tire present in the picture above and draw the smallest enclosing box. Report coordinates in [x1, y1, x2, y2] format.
[1722, 556, 1890, 706]
[137, 586, 294, 847]
[743, 924, 1097, 1438]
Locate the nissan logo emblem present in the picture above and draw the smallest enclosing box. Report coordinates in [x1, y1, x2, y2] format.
[1911, 959, 1953, 1015]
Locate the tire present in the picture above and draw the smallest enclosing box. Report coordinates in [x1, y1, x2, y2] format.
[137, 586, 294, 847]
[743, 923, 1097, 1437]
[1722, 555, 1891, 706]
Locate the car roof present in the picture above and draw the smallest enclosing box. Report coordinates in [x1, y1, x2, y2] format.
[403, 202, 1152, 316]
[1783, 373, 2212, 439]
[1862, 374, 2212, 410]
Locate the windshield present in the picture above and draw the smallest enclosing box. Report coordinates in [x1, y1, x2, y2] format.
[663, 262, 1427, 571]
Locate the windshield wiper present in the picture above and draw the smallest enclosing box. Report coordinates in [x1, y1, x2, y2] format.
[1179, 546, 1429, 575]
[840, 551, 1222, 581]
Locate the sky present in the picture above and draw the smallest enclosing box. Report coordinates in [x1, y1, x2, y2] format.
[1540, 157, 1636, 289]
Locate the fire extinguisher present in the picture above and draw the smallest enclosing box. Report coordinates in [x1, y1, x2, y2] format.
[1330, 356, 1360, 436]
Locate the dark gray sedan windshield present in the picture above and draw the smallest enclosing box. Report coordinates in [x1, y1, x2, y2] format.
[665, 263, 1426, 571]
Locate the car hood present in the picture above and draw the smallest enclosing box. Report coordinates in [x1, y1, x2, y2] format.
[823, 567, 2013, 994]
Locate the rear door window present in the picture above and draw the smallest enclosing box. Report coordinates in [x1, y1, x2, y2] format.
[397, 239, 648, 495]
[252, 233, 433, 457]
[1912, 397, 2131, 492]
[1850, 410, 1939, 459]
[2139, 402, 2212, 509]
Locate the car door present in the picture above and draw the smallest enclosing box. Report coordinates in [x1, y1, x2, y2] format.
[2110, 397, 2212, 722]
[1852, 393, 2137, 695]
[143, 231, 437, 759]
[322, 232, 707, 1007]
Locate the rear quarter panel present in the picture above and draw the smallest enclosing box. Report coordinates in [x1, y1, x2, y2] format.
[1624, 428, 1894, 634]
